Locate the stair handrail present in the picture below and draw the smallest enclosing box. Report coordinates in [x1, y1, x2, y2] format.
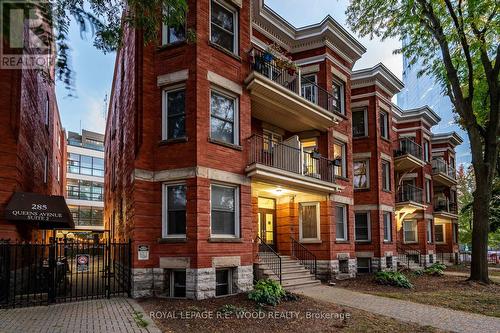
[397, 243, 426, 268]
[290, 237, 317, 277]
[256, 235, 282, 284]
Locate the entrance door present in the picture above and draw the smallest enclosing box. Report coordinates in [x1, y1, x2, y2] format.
[258, 198, 276, 250]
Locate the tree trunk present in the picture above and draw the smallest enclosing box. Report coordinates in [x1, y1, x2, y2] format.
[469, 174, 491, 283]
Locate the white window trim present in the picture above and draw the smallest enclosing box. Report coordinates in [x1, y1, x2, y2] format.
[335, 204, 348, 241]
[380, 110, 389, 139]
[332, 77, 346, 115]
[427, 219, 433, 243]
[353, 108, 368, 137]
[382, 159, 391, 191]
[435, 223, 446, 244]
[56, 161, 61, 183]
[354, 159, 370, 190]
[403, 219, 418, 244]
[424, 140, 430, 162]
[43, 153, 48, 184]
[210, 183, 240, 238]
[334, 140, 347, 178]
[161, 7, 187, 45]
[299, 202, 321, 242]
[162, 84, 186, 140]
[215, 268, 233, 297]
[354, 211, 371, 242]
[162, 182, 187, 239]
[209, 0, 239, 55]
[44, 94, 50, 126]
[209, 88, 240, 145]
[425, 179, 431, 203]
[301, 74, 318, 104]
[383, 212, 392, 242]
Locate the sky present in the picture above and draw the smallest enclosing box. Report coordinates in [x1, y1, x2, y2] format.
[55, 0, 467, 165]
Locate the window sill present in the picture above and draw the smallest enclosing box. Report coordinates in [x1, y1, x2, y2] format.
[381, 137, 391, 143]
[335, 240, 350, 244]
[208, 41, 241, 62]
[382, 189, 392, 194]
[353, 136, 369, 140]
[336, 176, 349, 182]
[354, 188, 371, 192]
[208, 138, 242, 151]
[383, 241, 393, 244]
[208, 237, 243, 243]
[159, 137, 188, 146]
[355, 240, 372, 244]
[332, 111, 347, 120]
[300, 239, 322, 244]
[403, 241, 418, 244]
[158, 237, 187, 244]
[157, 41, 188, 51]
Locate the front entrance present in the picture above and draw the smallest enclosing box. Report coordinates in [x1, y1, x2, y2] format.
[258, 197, 276, 250]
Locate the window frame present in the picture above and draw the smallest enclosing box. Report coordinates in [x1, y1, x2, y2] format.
[161, 6, 187, 45]
[425, 179, 432, 203]
[381, 159, 391, 191]
[354, 211, 371, 242]
[301, 74, 318, 105]
[299, 202, 321, 242]
[210, 184, 240, 238]
[209, 89, 239, 145]
[383, 212, 392, 242]
[427, 219, 433, 243]
[209, 0, 239, 55]
[357, 257, 372, 273]
[353, 159, 370, 190]
[166, 269, 187, 298]
[379, 110, 389, 139]
[333, 140, 347, 178]
[423, 140, 430, 162]
[335, 204, 348, 241]
[215, 268, 233, 296]
[352, 108, 368, 138]
[162, 183, 187, 238]
[403, 219, 418, 243]
[44, 93, 50, 127]
[162, 85, 187, 141]
[435, 224, 445, 243]
[332, 76, 345, 115]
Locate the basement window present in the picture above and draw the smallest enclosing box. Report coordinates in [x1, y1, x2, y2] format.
[164, 269, 186, 298]
[357, 257, 371, 273]
[386, 256, 393, 269]
[339, 259, 349, 274]
[216, 268, 232, 296]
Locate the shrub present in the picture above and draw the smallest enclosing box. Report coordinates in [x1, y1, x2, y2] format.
[248, 279, 286, 306]
[424, 263, 447, 276]
[374, 271, 413, 289]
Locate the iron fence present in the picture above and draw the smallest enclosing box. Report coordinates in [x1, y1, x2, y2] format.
[291, 237, 317, 277]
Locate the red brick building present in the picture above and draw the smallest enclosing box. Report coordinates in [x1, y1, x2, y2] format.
[0, 46, 67, 242]
[105, 0, 461, 298]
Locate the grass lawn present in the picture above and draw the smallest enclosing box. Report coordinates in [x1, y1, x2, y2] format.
[336, 272, 500, 318]
[139, 293, 443, 333]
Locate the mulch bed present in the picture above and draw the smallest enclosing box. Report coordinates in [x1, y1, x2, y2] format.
[138, 293, 441, 333]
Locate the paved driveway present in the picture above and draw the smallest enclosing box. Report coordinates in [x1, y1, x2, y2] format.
[0, 298, 161, 333]
[296, 285, 500, 333]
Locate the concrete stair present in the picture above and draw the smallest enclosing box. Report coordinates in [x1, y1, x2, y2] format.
[257, 255, 321, 290]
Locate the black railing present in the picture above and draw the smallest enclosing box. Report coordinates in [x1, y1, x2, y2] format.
[249, 48, 336, 113]
[256, 236, 282, 284]
[0, 239, 131, 309]
[394, 138, 423, 161]
[291, 237, 317, 277]
[397, 184, 424, 203]
[397, 244, 426, 268]
[247, 134, 335, 184]
[434, 198, 458, 214]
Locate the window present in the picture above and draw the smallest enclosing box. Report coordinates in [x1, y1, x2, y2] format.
[453, 224, 458, 243]
[357, 257, 371, 273]
[301, 74, 318, 104]
[210, 0, 238, 54]
[435, 224, 445, 243]
[354, 160, 369, 189]
[299, 202, 320, 241]
[381, 160, 390, 191]
[333, 141, 347, 178]
[449, 156, 456, 169]
[67, 180, 104, 201]
[403, 220, 418, 243]
[162, 6, 186, 45]
[44, 93, 50, 126]
[56, 162, 61, 182]
[425, 179, 431, 203]
[380, 110, 389, 139]
[355, 212, 370, 242]
[210, 90, 238, 145]
[335, 205, 347, 241]
[164, 270, 186, 298]
[383, 212, 392, 242]
[262, 130, 282, 152]
[423, 140, 430, 162]
[211, 185, 239, 237]
[67, 154, 104, 177]
[216, 268, 232, 296]
[163, 184, 187, 237]
[69, 206, 104, 226]
[386, 256, 393, 269]
[332, 77, 345, 114]
[163, 87, 186, 140]
[352, 108, 367, 137]
[427, 219, 433, 243]
[43, 153, 48, 184]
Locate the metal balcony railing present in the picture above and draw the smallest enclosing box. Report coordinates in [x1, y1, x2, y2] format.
[394, 138, 423, 161]
[432, 159, 457, 179]
[434, 198, 458, 214]
[397, 184, 424, 204]
[249, 48, 337, 114]
[247, 134, 335, 184]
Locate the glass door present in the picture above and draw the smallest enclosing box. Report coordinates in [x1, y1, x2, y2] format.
[258, 198, 276, 250]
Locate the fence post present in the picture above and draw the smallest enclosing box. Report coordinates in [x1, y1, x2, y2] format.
[127, 239, 132, 298]
[106, 238, 111, 299]
[48, 238, 56, 304]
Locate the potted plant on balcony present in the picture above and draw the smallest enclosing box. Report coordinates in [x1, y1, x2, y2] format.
[311, 148, 321, 159]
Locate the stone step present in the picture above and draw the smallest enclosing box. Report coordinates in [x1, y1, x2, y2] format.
[261, 267, 310, 275]
[283, 279, 322, 290]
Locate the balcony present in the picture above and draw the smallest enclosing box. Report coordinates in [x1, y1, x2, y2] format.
[432, 159, 457, 186]
[246, 134, 340, 193]
[394, 138, 425, 171]
[434, 198, 458, 218]
[396, 184, 426, 210]
[245, 48, 341, 132]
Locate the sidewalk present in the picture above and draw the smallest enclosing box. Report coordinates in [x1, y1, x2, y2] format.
[0, 298, 161, 333]
[296, 285, 500, 333]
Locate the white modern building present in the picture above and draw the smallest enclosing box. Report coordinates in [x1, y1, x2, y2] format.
[66, 130, 105, 231]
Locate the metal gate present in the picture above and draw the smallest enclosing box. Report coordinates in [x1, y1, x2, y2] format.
[0, 239, 131, 308]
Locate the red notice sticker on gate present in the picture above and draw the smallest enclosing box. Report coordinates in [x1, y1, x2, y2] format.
[76, 254, 90, 272]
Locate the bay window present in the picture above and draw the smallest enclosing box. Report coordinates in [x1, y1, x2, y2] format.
[354, 160, 369, 189]
[352, 108, 368, 137]
[299, 202, 320, 241]
[163, 184, 187, 237]
[355, 212, 371, 242]
[210, 90, 238, 145]
[211, 184, 239, 237]
[335, 205, 347, 241]
[382, 160, 390, 191]
[380, 110, 389, 139]
[383, 212, 392, 242]
[332, 77, 345, 115]
[435, 224, 445, 243]
[210, 0, 238, 54]
[403, 220, 418, 243]
[163, 87, 186, 140]
[333, 141, 347, 178]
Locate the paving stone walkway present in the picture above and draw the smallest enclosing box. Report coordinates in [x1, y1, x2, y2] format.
[0, 298, 161, 333]
[296, 285, 500, 333]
